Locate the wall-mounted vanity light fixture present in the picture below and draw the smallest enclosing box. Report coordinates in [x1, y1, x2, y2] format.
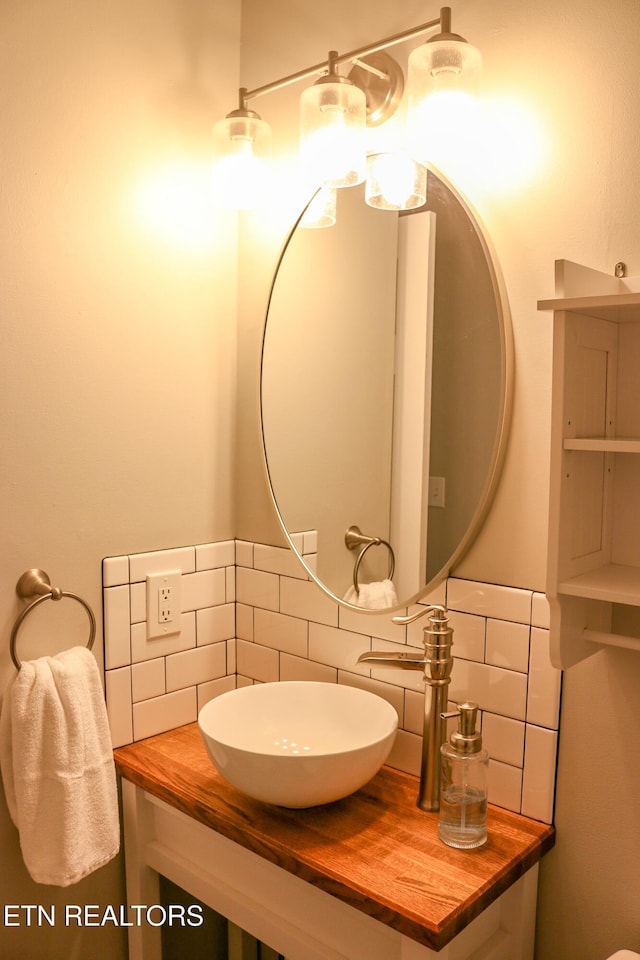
[211, 6, 481, 216]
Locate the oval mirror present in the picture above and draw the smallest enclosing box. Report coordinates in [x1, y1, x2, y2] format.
[260, 167, 513, 612]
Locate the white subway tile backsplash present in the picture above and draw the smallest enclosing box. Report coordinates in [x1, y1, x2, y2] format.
[531, 592, 551, 629]
[236, 639, 279, 683]
[103, 555, 129, 588]
[448, 611, 486, 662]
[339, 605, 403, 643]
[482, 713, 525, 767]
[485, 618, 530, 673]
[254, 608, 308, 657]
[403, 688, 423, 735]
[236, 566, 279, 611]
[289, 532, 304, 552]
[226, 639, 237, 675]
[131, 658, 165, 703]
[412, 581, 448, 614]
[337, 670, 404, 723]
[450, 660, 528, 720]
[133, 687, 197, 741]
[197, 674, 236, 711]
[280, 653, 337, 683]
[129, 582, 146, 624]
[304, 554, 318, 575]
[308, 622, 372, 675]
[386, 728, 421, 777]
[235, 540, 254, 568]
[488, 760, 523, 813]
[196, 540, 235, 571]
[303, 530, 318, 554]
[527, 628, 561, 729]
[166, 642, 226, 692]
[105, 667, 132, 748]
[131, 612, 196, 663]
[254, 543, 308, 579]
[129, 547, 195, 582]
[280, 576, 339, 627]
[197, 603, 235, 646]
[235, 603, 253, 641]
[225, 566, 235, 602]
[522, 725, 558, 823]
[183, 569, 226, 611]
[448, 579, 532, 624]
[103, 539, 559, 822]
[104, 585, 131, 670]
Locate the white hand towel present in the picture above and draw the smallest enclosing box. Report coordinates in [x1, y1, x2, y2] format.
[0, 646, 120, 886]
[343, 579, 399, 610]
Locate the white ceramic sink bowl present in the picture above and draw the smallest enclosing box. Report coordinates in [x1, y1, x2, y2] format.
[198, 681, 398, 808]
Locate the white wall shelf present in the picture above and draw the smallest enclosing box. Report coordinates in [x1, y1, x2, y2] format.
[538, 293, 640, 323]
[558, 563, 640, 604]
[563, 438, 640, 453]
[541, 259, 640, 667]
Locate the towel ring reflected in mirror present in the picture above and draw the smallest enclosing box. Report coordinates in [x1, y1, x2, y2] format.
[9, 569, 96, 670]
[345, 525, 395, 595]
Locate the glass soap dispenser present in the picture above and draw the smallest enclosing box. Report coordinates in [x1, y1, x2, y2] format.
[439, 701, 488, 849]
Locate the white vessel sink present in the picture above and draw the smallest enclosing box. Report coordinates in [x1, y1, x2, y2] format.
[198, 681, 398, 808]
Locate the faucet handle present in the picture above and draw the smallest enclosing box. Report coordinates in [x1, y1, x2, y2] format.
[392, 604, 447, 626]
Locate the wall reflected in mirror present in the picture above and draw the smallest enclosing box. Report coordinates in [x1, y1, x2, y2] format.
[260, 168, 513, 611]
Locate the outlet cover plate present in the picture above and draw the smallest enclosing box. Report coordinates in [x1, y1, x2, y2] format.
[146, 570, 182, 640]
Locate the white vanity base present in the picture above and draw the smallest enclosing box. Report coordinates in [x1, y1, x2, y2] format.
[122, 780, 539, 960]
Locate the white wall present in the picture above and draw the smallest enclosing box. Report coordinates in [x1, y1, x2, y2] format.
[0, 1, 239, 956]
[236, 1, 640, 957]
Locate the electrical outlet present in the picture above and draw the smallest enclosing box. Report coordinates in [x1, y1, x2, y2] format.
[428, 476, 446, 508]
[146, 570, 182, 640]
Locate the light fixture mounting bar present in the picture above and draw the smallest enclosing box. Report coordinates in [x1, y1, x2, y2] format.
[241, 11, 445, 107]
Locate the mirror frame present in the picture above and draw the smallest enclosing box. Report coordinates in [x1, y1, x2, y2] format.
[259, 166, 514, 614]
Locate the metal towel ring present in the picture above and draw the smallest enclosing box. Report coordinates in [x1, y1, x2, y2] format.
[9, 569, 96, 671]
[345, 526, 395, 595]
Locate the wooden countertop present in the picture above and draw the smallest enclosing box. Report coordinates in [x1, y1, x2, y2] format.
[114, 723, 555, 952]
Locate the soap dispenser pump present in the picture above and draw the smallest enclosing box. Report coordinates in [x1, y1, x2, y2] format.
[438, 702, 488, 849]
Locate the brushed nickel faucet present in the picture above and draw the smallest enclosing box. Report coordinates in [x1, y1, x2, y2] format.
[357, 605, 454, 812]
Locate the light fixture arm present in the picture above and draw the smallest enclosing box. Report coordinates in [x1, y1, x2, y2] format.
[439, 6, 452, 36]
[240, 9, 448, 107]
[427, 5, 467, 44]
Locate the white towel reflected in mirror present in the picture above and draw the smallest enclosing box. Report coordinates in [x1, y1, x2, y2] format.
[343, 579, 398, 610]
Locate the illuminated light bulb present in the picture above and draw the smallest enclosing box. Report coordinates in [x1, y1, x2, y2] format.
[410, 88, 481, 171]
[408, 37, 482, 165]
[365, 152, 427, 210]
[427, 43, 464, 77]
[210, 110, 271, 210]
[300, 73, 366, 188]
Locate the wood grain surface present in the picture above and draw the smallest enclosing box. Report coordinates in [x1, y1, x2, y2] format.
[115, 723, 555, 951]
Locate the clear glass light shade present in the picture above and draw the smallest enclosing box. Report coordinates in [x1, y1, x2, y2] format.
[407, 39, 482, 164]
[300, 187, 337, 229]
[300, 78, 366, 188]
[211, 112, 271, 210]
[365, 152, 427, 210]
